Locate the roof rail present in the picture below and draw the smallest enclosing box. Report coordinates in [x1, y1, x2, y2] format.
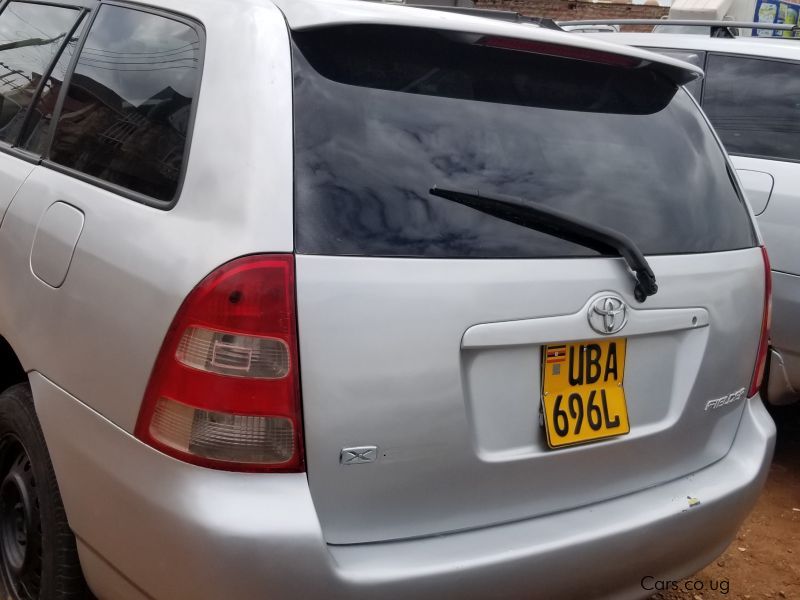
[557, 19, 798, 38]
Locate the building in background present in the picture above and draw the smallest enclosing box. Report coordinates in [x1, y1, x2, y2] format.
[476, 0, 800, 35]
[475, 0, 669, 25]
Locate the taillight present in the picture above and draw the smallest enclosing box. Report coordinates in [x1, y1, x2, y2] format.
[749, 246, 772, 398]
[477, 36, 640, 68]
[135, 254, 303, 472]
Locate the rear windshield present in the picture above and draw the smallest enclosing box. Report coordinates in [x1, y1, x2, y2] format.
[292, 26, 756, 258]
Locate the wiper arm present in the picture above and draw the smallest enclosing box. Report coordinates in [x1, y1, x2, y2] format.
[429, 186, 658, 303]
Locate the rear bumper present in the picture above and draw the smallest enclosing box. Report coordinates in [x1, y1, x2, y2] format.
[32, 371, 775, 600]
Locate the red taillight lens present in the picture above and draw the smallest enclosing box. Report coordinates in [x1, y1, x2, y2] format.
[135, 254, 303, 472]
[749, 246, 772, 398]
[477, 36, 640, 67]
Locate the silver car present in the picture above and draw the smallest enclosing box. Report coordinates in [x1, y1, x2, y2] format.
[577, 27, 800, 407]
[0, 0, 776, 598]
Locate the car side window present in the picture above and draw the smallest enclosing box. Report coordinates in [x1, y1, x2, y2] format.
[703, 53, 800, 162]
[0, 2, 81, 145]
[20, 15, 88, 155]
[642, 48, 705, 99]
[47, 4, 202, 203]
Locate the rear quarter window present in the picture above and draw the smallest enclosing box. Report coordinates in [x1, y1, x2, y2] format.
[703, 53, 800, 162]
[292, 26, 756, 258]
[46, 4, 202, 203]
[0, 2, 81, 145]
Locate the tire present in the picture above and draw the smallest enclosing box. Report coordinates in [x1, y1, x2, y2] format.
[0, 383, 91, 599]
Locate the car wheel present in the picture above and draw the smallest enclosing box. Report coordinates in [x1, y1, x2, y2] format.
[0, 383, 90, 599]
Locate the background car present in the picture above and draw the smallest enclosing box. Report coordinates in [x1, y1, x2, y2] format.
[574, 25, 800, 406]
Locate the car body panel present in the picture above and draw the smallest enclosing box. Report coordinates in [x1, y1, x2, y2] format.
[769, 271, 800, 400]
[33, 370, 775, 600]
[0, 153, 33, 226]
[296, 250, 764, 544]
[735, 169, 773, 215]
[0, 0, 294, 432]
[731, 156, 800, 277]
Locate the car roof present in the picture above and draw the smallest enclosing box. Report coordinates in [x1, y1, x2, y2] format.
[269, 0, 704, 84]
[581, 32, 800, 61]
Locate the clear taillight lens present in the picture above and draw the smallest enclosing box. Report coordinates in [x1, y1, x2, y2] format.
[150, 398, 295, 464]
[176, 327, 290, 379]
[135, 255, 304, 472]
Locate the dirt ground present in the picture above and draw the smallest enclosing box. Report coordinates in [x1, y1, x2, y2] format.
[651, 404, 800, 600]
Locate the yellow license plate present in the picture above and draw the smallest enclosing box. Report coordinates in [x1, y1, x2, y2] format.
[541, 339, 630, 448]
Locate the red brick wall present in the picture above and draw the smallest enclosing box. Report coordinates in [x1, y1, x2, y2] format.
[475, 0, 668, 29]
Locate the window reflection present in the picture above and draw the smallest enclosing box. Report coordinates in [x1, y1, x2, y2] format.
[49, 5, 200, 201]
[704, 54, 800, 161]
[0, 2, 79, 144]
[21, 17, 86, 154]
[292, 27, 755, 259]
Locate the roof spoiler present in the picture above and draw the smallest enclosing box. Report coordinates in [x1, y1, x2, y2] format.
[273, 0, 705, 86]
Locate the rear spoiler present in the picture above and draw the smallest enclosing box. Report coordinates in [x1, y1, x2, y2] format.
[272, 0, 704, 86]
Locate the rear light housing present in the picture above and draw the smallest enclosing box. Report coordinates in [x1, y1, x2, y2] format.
[749, 246, 772, 397]
[135, 254, 304, 472]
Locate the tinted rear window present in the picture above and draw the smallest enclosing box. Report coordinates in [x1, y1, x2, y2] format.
[703, 53, 800, 162]
[293, 27, 755, 258]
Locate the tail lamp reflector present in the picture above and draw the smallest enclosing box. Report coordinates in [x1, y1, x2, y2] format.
[135, 254, 304, 472]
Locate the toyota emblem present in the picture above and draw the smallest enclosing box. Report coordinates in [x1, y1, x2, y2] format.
[588, 296, 628, 335]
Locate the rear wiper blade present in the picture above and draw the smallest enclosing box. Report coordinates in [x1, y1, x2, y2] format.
[429, 186, 658, 303]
